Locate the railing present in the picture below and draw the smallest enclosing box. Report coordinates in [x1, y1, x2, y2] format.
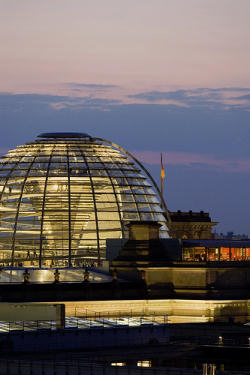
[0, 315, 169, 333]
[0, 360, 202, 375]
[0, 360, 249, 375]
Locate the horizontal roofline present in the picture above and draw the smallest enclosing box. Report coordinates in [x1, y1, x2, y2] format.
[38, 132, 92, 139]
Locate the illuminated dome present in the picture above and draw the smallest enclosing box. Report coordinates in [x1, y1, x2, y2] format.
[0, 133, 168, 268]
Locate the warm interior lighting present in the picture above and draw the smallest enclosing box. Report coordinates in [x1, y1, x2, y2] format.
[0, 136, 168, 268]
[111, 362, 126, 367]
[137, 360, 152, 367]
[183, 246, 250, 261]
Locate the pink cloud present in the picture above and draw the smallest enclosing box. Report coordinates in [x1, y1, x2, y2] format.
[131, 150, 250, 173]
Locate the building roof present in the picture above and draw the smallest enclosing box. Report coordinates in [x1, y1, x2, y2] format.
[38, 132, 92, 139]
[170, 210, 212, 223]
[183, 239, 250, 248]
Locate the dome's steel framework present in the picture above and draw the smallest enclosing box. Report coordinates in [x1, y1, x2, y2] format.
[0, 133, 168, 268]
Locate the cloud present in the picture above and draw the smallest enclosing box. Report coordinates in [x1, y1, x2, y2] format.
[64, 82, 118, 89]
[129, 87, 250, 108]
[1, 90, 250, 160]
[2, 87, 250, 112]
[62, 82, 118, 92]
[211, 88, 250, 92]
[49, 97, 121, 110]
[0, 93, 73, 104]
[128, 89, 222, 107]
[0, 93, 121, 111]
[131, 150, 250, 173]
[233, 94, 250, 100]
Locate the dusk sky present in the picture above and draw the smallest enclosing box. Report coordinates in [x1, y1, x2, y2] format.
[1, 0, 250, 235]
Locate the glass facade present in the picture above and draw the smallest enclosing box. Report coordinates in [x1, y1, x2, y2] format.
[0, 134, 168, 268]
[183, 246, 250, 261]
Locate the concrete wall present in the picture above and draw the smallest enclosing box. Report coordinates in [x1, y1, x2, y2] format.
[107, 239, 182, 262]
[106, 239, 127, 261]
[0, 303, 65, 328]
[0, 303, 64, 320]
[2, 298, 247, 324]
[62, 298, 250, 323]
[142, 266, 250, 290]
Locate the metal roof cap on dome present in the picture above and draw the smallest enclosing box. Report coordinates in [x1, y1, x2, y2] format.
[38, 132, 92, 140]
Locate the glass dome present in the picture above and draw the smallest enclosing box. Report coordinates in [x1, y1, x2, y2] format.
[0, 133, 168, 268]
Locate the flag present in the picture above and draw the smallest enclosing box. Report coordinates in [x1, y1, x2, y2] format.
[161, 153, 165, 180]
[160, 153, 165, 202]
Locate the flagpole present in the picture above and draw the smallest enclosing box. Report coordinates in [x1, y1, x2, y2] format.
[161, 173, 163, 198]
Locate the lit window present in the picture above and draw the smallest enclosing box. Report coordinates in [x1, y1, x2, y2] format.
[137, 360, 152, 367]
[111, 362, 126, 367]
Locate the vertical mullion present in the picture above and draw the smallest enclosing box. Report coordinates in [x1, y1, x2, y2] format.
[39, 145, 55, 268]
[95, 150, 124, 237]
[11, 154, 38, 266]
[0, 154, 24, 200]
[66, 144, 72, 267]
[78, 145, 100, 264]
[93, 137, 170, 223]
[114, 158, 142, 221]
